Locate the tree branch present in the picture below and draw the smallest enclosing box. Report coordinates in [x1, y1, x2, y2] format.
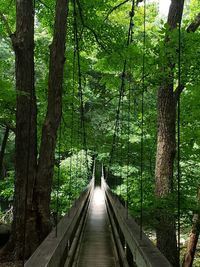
[174, 84, 185, 103]
[104, 0, 143, 21]
[0, 122, 16, 133]
[173, 13, 200, 100]
[87, 26, 107, 50]
[76, 0, 107, 51]
[104, 0, 129, 21]
[187, 13, 200, 32]
[37, 0, 54, 15]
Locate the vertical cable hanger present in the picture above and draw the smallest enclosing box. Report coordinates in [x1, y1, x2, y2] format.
[108, 0, 135, 185]
[116, 86, 125, 192]
[126, 0, 135, 218]
[115, 120, 120, 188]
[140, 0, 146, 240]
[74, 0, 90, 180]
[120, 92, 125, 196]
[73, 0, 81, 200]
[126, 78, 132, 218]
[69, 10, 78, 210]
[177, 1, 182, 263]
[108, 61, 126, 174]
[55, 123, 62, 237]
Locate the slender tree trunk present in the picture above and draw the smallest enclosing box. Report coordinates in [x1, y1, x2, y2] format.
[34, 0, 69, 240]
[155, 10, 200, 266]
[182, 187, 200, 267]
[155, 0, 184, 266]
[155, 83, 178, 266]
[0, 127, 9, 179]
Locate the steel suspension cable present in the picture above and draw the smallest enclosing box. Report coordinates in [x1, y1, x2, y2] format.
[177, 3, 182, 263]
[109, 61, 126, 167]
[126, 0, 135, 218]
[126, 79, 132, 218]
[55, 123, 62, 237]
[74, 0, 90, 178]
[73, 0, 82, 198]
[69, 18, 78, 208]
[140, 0, 146, 240]
[109, 0, 135, 175]
[120, 91, 125, 196]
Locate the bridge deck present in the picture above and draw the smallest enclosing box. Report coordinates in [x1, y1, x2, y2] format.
[25, 179, 172, 267]
[73, 186, 118, 267]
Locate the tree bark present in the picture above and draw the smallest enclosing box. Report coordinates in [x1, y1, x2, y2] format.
[186, 13, 200, 33]
[34, 0, 69, 241]
[182, 187, 200, 267]
[155, 82, 179, 267]
[0, 127, 9, 179]
[5, 0, 38, 259]
[0, 0, 69, 261]
[155, 0, 184, 266]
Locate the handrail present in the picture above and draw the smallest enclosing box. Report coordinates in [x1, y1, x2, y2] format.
[102, 177, 172, 267]
[25, 178, 94, 267]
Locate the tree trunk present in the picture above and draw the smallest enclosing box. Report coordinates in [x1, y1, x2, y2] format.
[180, 14, 200, 267]
[182, 187, 200, 267]
[155, 0, 184, 266]
[5, 0, 38, 259]
[0, 127, 9, 179]
[155, 83, 178, 266]
[34, 0, 69, 241]
[0, 0, 69, 261]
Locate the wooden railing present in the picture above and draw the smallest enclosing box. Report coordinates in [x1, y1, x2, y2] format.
[25, 176, 173, 267]
[102, 177, 172, 267]
[25, 178, 94, 267]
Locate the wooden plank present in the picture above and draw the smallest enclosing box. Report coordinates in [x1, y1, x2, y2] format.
[106, 198, 129, 267]
[102, 178, 172, 267]
[72, 187, 119, 267]
[25, 179, 94, 267]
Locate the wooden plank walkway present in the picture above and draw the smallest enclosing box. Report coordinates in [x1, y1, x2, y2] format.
[73, 186, 119, 267]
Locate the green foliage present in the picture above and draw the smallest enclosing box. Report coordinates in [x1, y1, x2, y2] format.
[0, 38, 15, 126]
[51, 150, 92, 215]
[0, 1, 200, 264]
[0, 171, 14, 201]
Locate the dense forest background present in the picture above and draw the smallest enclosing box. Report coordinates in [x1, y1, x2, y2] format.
[0, 0, 200, 266]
